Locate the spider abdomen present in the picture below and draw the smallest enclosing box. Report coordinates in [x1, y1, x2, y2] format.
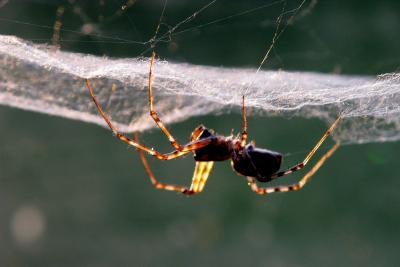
[232, 145, 282, 182]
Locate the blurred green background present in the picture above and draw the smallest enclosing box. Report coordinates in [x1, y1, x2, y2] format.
[1, 0, 400, 266]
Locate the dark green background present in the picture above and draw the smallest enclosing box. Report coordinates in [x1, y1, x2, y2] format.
[1, 0, 400, 266]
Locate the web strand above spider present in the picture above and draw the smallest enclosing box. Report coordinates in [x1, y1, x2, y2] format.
[85, 51, 341, 196]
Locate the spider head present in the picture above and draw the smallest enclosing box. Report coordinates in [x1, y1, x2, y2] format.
[190, 125, 215, 141]
[232, 143, 282, 182]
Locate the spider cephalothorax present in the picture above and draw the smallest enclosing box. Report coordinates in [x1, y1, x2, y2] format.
[192, 127, 232, 162]
[86, 51, 341, 196]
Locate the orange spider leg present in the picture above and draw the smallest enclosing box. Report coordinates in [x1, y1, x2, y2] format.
[190, 125, 207, 142]
[247, 141, 340, 195]
[85, 79, 211, 160]
[270, 116, 342, 179]
[135, 133, 214, 195]
[240, 95, 248, 148]
[148, 51, 184, 151]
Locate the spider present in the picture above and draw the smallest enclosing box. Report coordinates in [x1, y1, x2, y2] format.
[85, 51, 341, 196]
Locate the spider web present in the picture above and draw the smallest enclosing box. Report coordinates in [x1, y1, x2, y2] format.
[1, 34, 399, 145]
[0, 1, 399, 145]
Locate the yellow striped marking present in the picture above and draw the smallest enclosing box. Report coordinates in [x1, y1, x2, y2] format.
[190, 161, 214, 193]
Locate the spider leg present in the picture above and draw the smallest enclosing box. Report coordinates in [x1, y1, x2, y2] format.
[86, 79, 211, 160]
[271, 116, 342, 179]
[247, 142, 340, 195]
[240, 95, 248, 148]
[148, 51, 184, 151]
[136, 133, 214, 195]
[190, 125, 206, 142]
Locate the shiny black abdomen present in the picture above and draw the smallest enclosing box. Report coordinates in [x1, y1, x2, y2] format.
[232, 145, 282, 182]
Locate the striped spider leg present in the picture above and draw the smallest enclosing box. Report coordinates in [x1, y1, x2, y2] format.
[134, 127, 215, 195]
[247, 141, 340, 194]
[85, 79, 212, 161]
[245, 116, 342, 195]
[148, 51, 184, 151]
